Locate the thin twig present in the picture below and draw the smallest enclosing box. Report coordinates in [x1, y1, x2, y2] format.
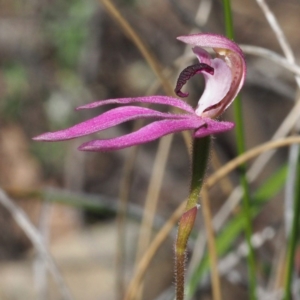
[211, 149, 233, 195]
[194, 0, 213, 27]
[255, 0, 295, 66]
[201, 187, 222, 300]
[246, 68, 295, 101]
[0, 188, 73, 300]
[240, 45, 300, 77]
[135, 134, 173, 299]
[136, 137, 173, 255]
[5, 187, 175, 233]
[124, 201, 187, 300]
[34, 202, 52, 300]
[116, 145, 139, 299]
[98, 0, 175, 96]
[219, 226, 276, 277]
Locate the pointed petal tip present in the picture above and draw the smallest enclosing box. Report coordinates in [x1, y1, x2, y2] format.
[32, 131, 74, 142]
[78, 143, 93, 151]
[32, 136, 40, 141]
[32, 133, 52, 141]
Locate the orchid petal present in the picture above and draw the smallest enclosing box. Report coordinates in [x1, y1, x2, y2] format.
[192, 47, 212, 65]
[193, 119, 234, 138]
[33, 106, 190, 141]
[218, 49, 246, 112]
[195, 58, 232, 117]
[78, 118, 205, 151]
[77, 96, 195, 114]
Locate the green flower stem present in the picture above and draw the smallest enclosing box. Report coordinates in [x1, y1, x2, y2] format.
[175, 136, 210, 300]
[284, 151, 300, 300]
[186, 136, 211, 211]
[222, 0, 257, 299]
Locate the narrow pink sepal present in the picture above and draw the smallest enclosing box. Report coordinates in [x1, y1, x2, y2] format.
[33, 106, 190, 141]
[76, 96, 195, 114]
[193, 119, 234, 138]
[78, 117, 205, 151]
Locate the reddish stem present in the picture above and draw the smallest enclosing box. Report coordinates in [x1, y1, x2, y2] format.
[175, 206, 198, 300]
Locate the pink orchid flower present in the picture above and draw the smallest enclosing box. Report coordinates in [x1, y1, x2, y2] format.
[33, 33, 246, 151]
